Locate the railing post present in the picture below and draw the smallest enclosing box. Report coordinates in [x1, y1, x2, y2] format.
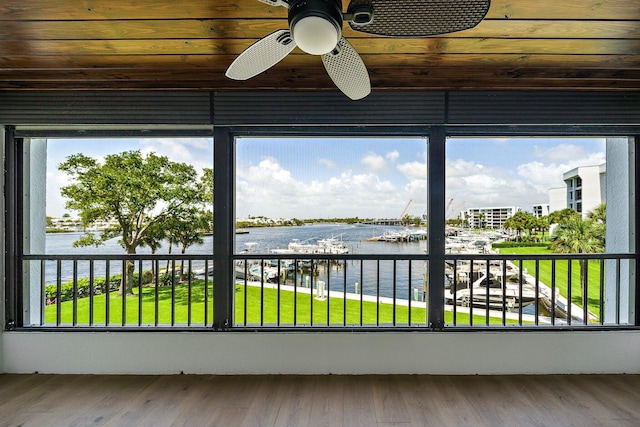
[427, 126, 446, 329]
[213, 127, 234, 330]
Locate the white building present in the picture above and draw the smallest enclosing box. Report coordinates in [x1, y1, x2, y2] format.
[563, 163, 606, 216]
[532, 203, 549, 218]
[464, 206, 520, 229]
[548, 187, 567, 214]
[547, 163, 606, 217]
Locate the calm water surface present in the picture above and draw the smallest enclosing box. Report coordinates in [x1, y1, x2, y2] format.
[39, 224, 428, 298]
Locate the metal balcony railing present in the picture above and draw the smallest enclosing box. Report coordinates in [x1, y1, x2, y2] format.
[22, 254, 214, 329]
[17, 252, 637, 330]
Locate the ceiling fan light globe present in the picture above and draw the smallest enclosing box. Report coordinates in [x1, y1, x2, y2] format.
[292, 16, 340, 55]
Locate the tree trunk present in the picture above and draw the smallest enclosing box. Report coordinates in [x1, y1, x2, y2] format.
[120, 248, 136, 296]
[150, 247, 157, 283]
[179, 245, 187, 280]
[166, 240, 173, 274]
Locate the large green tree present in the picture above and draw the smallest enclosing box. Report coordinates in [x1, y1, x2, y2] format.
[400, 214, 421, 227]
[59, 150, 204, 295]
[548, 208, 580, 226]
[503, 211, 536, 240]
[536, 215, 550, 241]
[199, 167, 213, 205]
[139, 221, 167, 281]
[161, 207, 211, 280]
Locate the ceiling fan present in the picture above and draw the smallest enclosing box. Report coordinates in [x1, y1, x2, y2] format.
[225, 0, 491, 100]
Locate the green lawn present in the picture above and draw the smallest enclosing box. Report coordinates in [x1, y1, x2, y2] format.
[45, 280, 518, 327]
[45, 280, 214, 326]
[497, 246, 603, 318]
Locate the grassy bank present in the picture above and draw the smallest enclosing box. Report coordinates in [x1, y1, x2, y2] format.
[497, 246, 602, 317]
[45, 280, 517, 326]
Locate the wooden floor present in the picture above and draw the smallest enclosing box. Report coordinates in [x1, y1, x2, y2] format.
[1, 374, 640, 427]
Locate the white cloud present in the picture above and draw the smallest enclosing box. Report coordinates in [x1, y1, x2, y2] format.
[139, 138, 211, 172]
[385, 150, 400, 162]
[397, 161, 426, 180]
[446, 159, 483, 178]
[517, 150, 605, 193]
[531, 143, 604, 165]
[46, 169, 75, 217]
[446, 158, 538, 210]
[318, 158, 337, 169]
[446, 142, 606, 213]
[361, 152, 387, 173]
[236, 157, 405, 218]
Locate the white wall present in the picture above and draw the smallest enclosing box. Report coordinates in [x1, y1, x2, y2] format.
[3, 331, 640, 375]
[23, 139, 47, 325]
[580, 165, 604, 216]
[548, 187, 566, 214]
[605, 138, 636, 324]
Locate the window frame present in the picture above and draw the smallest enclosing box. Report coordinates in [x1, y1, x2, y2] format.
[4, 124, 640, 330]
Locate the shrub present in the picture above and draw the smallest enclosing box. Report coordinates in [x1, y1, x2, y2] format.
[44, 269, 154, 304]
[158, 273, 174, 287]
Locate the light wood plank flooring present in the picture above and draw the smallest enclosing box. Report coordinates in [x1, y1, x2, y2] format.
[1, 374, 640, 426]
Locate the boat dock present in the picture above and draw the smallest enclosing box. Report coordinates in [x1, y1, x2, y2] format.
[366, 228, 428, 243]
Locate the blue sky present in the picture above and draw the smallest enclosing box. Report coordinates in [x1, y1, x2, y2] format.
[45, 136, 606, 219]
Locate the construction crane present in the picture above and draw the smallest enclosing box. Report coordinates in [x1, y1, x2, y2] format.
[447, 201, 466, 220]
[444, 198, 454, 215]
[399, 199, 413, 219]
[406, 199, 417, 217]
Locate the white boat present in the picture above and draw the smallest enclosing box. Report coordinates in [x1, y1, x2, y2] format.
[271, 235, 349, 255]
[316, 236, 349, 254]
[234, 260, 286, 283]
[445, 273, 537, 311]
[193, 264, 214, 276]
[368, 228, 427, 243]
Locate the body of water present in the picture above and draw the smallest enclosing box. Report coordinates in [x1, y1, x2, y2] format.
[38, 224, 428, 299]
[44, 223, 424, 255]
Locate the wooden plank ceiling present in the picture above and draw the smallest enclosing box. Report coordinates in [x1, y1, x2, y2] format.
[0, 0, 638, 92]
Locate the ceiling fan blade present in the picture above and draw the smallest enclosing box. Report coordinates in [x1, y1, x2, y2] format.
[321, 37, 371, 101]
[347, 0, 491, 37]
[226, 30, 296, 80]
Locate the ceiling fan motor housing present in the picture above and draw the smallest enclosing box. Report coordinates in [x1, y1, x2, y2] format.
[289, 0, 344, 55]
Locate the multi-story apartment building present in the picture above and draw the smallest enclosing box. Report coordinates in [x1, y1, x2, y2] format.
[563, 164, 606, 216]
[545, 163, 606, 217]
[464, 206, 520, 229]
[532, 203, 549, 218]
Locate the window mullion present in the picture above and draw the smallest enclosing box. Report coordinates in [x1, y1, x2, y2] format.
[213, 127, 234, 330]
[427, 126, 446, 329]
[4, 126, 24, 329]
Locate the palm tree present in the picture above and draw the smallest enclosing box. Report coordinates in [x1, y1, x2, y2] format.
[548, 208, 579, 226]
[551, 216, 604, 309]
[504, 211, 536, 241]
[587, 202, 606, 247]
[587, 202, 606, 223]
[537, 215, 550, 242]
